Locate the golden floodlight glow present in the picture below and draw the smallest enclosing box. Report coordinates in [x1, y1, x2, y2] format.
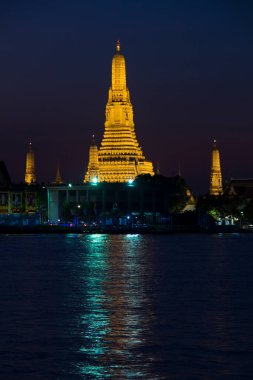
[25, 142, 36, 184]
[209, 139, 223, 195]
[84, 41, 154, 183]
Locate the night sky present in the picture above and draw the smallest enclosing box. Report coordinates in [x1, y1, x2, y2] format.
[1, 0, 253, 193]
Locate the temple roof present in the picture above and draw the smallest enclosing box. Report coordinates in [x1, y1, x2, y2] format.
[0, 161, 11, 186]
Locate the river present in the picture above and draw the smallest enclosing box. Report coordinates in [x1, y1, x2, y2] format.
[0, 233, 252, 379]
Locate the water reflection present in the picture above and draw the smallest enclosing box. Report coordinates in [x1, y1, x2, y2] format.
[2, 234, 252, 379]
[76, 234, 155, 379]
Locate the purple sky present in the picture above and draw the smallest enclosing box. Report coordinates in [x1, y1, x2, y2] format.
[0, 0, 253, 193]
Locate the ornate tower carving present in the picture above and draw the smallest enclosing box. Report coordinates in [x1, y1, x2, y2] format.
[84, 41, 154, 183]
[84, 135, 100, 182]
[210, 139, 223, 195]
[25, 142, 36, 184]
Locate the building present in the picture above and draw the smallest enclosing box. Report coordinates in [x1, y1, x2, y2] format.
[209, 139, 223, 195]
[47, 42, 195, 224]
[0, 161, 44, 225]
[226, 179, 253, 199]
[25, 142, 36, 184]
[47, 175, 190, 224]
[84, 41, 154, 183]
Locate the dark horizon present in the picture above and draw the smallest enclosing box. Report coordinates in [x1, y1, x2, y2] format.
[1, 0, 253, 194]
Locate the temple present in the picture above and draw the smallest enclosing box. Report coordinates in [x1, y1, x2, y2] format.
[25, 142, 36, 184]
[84, 135, 99, 183]
[53, 161, 63, 185]
[209, 139, 223, 195]
[84, 41, 154, 183]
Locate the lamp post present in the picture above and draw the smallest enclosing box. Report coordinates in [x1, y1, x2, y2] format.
[75, 204, 81, 226]
[240, 211, 244, 229]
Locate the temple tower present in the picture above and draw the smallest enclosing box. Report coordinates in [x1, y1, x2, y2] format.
[84, 135, 100, 183]
[84, 41, 154, 183]
[25, 142, 36, 184]
[54, 161, 63, 184]
[209, 139, 223, 195]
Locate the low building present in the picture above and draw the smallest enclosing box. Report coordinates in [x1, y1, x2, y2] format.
[47, 175, 192, 224]
[0, 161, 46, 225]
[226, 179, 253, 199]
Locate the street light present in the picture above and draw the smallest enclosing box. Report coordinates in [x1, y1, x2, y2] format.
[91, 177, 98, 186]
[240, 211, 244, 229]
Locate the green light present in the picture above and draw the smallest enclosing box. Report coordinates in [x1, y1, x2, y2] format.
[126, 233, 140, 238]
[127, 179, 134, 186]
[91, 177, 98, 186]
[77, 234, 110, 378]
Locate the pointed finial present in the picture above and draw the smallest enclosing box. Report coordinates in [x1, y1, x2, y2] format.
[54, 159, 63, 184]
[156, 161, 160, 175]
[213, 139, 217, 149]
[92, 134, 95, 146]
[116, 40, 120, 52]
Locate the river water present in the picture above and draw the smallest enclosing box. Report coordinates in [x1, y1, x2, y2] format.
[0, 233, 253, 379]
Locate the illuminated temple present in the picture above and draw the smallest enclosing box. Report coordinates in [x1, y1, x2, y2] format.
[25, 142, 36, 184]
[84, 41, 154, 183]
[209, 139, 223, 195]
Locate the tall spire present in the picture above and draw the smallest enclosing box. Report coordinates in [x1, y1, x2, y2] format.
[84, 135, 100, 182]
[88, 41, 154, 182]
[54, 161, 63, 185]
[111, 40, 127, 95]
[116, 40, 120, 52]
[25, 142, 36, 184]
[156, 161, 160, 175]
[209, 139, 223, 195]
[178, 161, 181, 177]
[84, 42, 154, 182]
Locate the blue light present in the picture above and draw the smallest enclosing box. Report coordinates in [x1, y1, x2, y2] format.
[127, 179, 134, 186]
[92, 177, 98, 185]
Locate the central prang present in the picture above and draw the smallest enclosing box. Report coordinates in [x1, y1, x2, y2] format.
[84, 41, 154, 183]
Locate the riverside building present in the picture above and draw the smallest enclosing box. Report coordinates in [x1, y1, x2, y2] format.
[47, 42, 193, 224]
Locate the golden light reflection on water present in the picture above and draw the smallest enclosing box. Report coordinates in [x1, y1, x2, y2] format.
[76, 234, 154, 379]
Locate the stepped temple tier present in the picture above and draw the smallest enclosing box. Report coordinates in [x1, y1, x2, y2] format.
[209, 139, 223, 195]
[84, 41, 154, 183]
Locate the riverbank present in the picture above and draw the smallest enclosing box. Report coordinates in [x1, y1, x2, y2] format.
[0, 224, 252, 234]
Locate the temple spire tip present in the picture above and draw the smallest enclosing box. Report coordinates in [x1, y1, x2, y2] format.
[116, 40, 120, 52]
